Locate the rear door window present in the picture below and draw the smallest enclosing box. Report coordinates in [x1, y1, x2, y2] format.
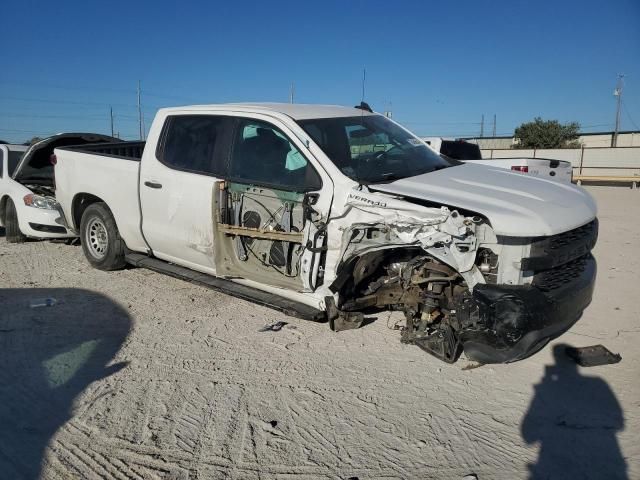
[158, 115, 231, 176]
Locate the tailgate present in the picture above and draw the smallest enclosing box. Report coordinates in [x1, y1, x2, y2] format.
[525, 158, 573, 183]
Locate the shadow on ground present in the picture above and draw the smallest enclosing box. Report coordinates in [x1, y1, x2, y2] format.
[0, 288, 131, 479]
[521, 343, 627, 479]
[0, 226, 5, 237]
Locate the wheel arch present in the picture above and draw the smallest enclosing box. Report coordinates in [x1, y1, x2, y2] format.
[0, 195, 9, 225]
[71, 193, 106, 230]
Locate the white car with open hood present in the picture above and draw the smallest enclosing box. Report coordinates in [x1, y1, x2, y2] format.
[53, 103, 598, 364]
[0, 133, 118, 242]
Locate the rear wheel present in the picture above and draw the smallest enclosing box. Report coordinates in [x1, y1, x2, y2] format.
[80, 202, 126, 270]
[5, 198, 26, 243]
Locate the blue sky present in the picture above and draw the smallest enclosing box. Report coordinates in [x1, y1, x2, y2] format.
[1, 0, 639, 142]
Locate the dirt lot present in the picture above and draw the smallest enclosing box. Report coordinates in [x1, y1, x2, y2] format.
[0, 186, 638, 479]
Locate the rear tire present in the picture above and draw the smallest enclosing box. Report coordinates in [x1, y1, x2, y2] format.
[80, 202, 126, 270]
[5, 198, 26, 243]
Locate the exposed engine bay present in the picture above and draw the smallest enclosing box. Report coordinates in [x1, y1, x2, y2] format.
[324, 187, 597, 364]
[330, 248, 473, 362]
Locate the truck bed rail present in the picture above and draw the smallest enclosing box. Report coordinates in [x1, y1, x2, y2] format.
[57, 141, 145, 161]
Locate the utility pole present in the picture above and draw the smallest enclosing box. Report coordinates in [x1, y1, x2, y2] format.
[492, 114, 496, 137]
[480, 114, 485, 137]
[110, 106, 115, 138]
[137, 80, 144, 141]
[361, 68, 366, 102]
[613, 74, 624, 147]
[289, 83, 295, 104]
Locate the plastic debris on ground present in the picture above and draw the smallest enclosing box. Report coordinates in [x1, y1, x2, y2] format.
[565, 345, 622, 367]
[258, 321, 288, 332]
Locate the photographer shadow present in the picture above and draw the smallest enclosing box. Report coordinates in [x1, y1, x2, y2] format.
[0, 288, 131, 479]
[521, 343, 627, 479]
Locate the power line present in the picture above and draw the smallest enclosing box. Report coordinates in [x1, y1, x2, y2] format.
[0, 95, 135, 109]
[621, 100, 639, 130]
[0, 111, 140, 120]
[0, 80, 207, 105]
[0, 79, 136, 94]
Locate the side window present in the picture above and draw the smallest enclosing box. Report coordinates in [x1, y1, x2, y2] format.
[0, 150, 4, 178]
[229, 119, 322, 192]
[158, 115, 229, 176]
[8, 151, 24, 176]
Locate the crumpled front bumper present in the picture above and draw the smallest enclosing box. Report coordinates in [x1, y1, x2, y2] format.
[459, 254, 596, 364]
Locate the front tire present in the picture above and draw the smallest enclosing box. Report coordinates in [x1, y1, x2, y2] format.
[5, 198, 26, 243]
[80, 202, 126, 270]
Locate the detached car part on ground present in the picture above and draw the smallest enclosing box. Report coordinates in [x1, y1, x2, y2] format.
[53, 103, 598, 364]
[0, 134, 118, 242]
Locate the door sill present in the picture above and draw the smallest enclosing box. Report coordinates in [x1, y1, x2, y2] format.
[125, 252, 327, 322]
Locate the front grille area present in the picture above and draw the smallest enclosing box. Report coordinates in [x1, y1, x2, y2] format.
[532, 254, 591, 292]
[545, 219, 598, 251]
[522, 219, 598, 271]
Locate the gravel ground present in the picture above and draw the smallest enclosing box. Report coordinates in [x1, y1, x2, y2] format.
[0, 186, 638, 480]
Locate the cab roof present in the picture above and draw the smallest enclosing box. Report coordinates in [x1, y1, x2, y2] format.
[158, 103, 376, 120]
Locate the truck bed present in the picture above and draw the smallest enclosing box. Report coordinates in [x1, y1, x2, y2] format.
[54, 143, 148, 252]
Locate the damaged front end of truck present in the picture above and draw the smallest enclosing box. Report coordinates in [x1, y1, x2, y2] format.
[326, 188, 597, 364]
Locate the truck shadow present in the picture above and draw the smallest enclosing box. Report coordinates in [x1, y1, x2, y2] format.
[0, 288, 131, 480]
[521, 343, 627, 479]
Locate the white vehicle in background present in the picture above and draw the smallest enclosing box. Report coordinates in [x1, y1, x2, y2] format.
[54, 103, 598, 365]
[423, 137, 573, 183]
[0, 133, 117, 243]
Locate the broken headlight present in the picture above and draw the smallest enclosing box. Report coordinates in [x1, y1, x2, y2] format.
[23, 194, 59, 210]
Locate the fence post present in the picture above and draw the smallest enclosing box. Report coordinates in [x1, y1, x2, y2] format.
[579, 146, 584, 175]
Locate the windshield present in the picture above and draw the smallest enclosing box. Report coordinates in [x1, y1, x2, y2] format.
[440, 140, 482, 160]
[298, 115, 456, 183]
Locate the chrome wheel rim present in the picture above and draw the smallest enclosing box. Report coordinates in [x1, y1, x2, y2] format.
[86, 217, 108, 259]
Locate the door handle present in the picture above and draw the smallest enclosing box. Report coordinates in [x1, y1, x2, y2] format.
[144, 181, 163, 189]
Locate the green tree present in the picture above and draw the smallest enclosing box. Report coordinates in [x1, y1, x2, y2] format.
[513, 118, 581, 149]
[27, 136, 43, 146]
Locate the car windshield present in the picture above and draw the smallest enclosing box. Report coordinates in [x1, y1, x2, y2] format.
[297, 115, 456, 184]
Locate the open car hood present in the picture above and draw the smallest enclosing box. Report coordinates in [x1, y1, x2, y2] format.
[369, 163, 596, 237]
[13, 133, 118, 185]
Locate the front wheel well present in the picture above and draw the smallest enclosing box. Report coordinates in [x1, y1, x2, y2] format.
[0, 195, 9, 225]
[71, 193, 105, 230]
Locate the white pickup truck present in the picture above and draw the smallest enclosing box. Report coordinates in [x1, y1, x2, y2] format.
[423, 137, 574, 183]
[54, 103, 598, 364]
